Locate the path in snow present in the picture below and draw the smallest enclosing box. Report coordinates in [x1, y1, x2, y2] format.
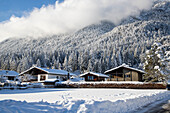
[136, 99, 170, 113]
[0, 88, 169, 113]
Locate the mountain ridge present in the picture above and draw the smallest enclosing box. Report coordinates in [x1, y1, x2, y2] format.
[0, 0, 169, 73]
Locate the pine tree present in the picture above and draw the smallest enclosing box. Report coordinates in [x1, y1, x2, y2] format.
[63, 55, 69, 71]
[87, 59, 93, 72]
[143, 42, 169, 83]
[36, 59, 41, 67]
[80, 51, 89, 72]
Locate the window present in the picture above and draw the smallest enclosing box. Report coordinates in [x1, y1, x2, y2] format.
[88, 76, 90, 80]
[8, 77, 14, 80]
[88, 76, 94, 80]
[40, 75, 46, 80]
[125, 75, 130, 78]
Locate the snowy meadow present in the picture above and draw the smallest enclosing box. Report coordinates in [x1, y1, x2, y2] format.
[0, 88, 169, 113]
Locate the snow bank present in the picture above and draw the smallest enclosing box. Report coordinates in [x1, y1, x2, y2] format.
[62, 81, 144, 84]
[0, 88, 169, 113]
[61, 81, 164, 85]
[83, 92, 169, 113]
[21, 82, 43, 88]
[0, 91, 169, 113]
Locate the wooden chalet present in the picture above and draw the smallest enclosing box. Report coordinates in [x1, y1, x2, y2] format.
[104, 64, 145, 82]
[80, 72, 109, 81]
[19, 66, 76, 84]
[0, 70, 19, 81]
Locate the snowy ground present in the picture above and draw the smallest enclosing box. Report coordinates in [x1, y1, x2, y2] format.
[0, 88, 169, 113]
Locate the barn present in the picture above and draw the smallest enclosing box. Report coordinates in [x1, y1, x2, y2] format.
[80, 72, 109, 81]
[104, 63, 145, 82]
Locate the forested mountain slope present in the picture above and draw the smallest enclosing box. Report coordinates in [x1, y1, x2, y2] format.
[0, 0, 169, 73]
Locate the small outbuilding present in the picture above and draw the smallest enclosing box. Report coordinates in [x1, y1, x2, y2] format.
[104, 63, 145, 82]
[79, 72, 109, 81]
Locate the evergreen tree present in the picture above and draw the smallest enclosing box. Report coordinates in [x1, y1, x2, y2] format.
[80, 51, 89, 72]
[63, 55, 69, 71]
[87, 55, 95, 72]
[36, 59, 41, 67]
[143, 42, 169, 82]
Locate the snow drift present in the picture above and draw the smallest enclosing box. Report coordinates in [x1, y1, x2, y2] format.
[0, 89, 169, 113]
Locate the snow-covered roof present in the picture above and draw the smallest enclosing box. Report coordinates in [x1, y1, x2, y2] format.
[0, 70, 19, 77]
[79, 72, 109, 78]
[19, 66, 76, 76]
[105, 63, 145, 74]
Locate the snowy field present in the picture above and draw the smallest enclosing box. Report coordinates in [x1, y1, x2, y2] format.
[0, 88, 169, 113]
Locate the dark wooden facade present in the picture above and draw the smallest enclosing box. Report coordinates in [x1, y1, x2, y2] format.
[22, 68, 48, 81]
[105, 67, 144, 82]
[83, 74, 106, 81]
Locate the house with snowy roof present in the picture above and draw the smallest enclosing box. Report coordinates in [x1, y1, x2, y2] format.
[0, 70, 19, 82]
[79, 72, 109, 81]
[19, 66, 76, 84]
[104, 63, 145, 82]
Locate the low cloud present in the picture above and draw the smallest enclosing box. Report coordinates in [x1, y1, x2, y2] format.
[0, 0, 153, 42]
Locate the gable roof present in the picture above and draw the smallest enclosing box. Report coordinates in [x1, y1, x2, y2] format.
[0, 70, 19, 76]
[19, 66, 76, 76]
[79, 72, 109, 78]
[104, 63, 145, 74]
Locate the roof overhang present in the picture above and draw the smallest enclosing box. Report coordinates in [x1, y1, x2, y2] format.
[80, 72, 109, 78]
[19, 66, 48, 76]
[104, 64, 145, 74]
[19, 66, 76, 76]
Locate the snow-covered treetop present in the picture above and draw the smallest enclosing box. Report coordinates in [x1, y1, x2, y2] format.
[153, 42, 162, 46]
[144, 40, 169, 82]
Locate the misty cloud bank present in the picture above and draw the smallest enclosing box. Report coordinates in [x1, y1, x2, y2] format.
[0, 0, 153, 42]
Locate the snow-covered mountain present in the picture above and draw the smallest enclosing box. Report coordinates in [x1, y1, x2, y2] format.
[0, 0, 169, 73]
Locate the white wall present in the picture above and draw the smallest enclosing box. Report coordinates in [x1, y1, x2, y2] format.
[47, 75, 67, 81]
[48, 75, 59, 79]
[38, 74, 47, 82]
[37, 74, 67, 82]
[38, 75, 40, 82]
